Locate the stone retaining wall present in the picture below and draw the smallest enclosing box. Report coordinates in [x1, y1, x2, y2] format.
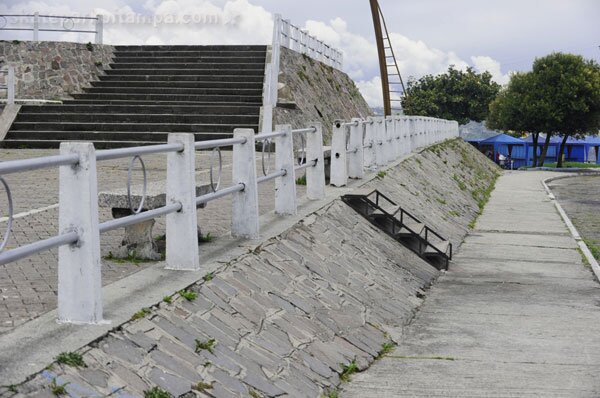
[0, 41, 114, 100]
[5, 139, 499, 398]
[274, 47, 373, 144]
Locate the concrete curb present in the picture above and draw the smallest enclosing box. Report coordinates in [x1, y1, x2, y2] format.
[542, 175, 600, 282]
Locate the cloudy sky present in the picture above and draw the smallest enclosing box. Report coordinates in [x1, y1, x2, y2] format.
[1, 0, 598, 106]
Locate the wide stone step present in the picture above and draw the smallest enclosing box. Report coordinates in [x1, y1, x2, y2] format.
[10, 121, 258, 133]
[0, 134, 235, 149]
[90, 80, 264, 89]
[114, 45, 266, 51]
[63, 99, 261, 106]
[112, 50, 267, 57]
[112, 56, 266, 64]
[2, 130, 233, 144]
[103, 68, 265, 76]
[109, 62, 265, 70]
[17, 113, 259, 124]
[70, 93, 263, 103]
[82, 87, 263, 95]
[19, 104, 261, 115]
[97, 74, 265, 82]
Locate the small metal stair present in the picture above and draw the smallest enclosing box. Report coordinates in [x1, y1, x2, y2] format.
[342, 189, 452, 270]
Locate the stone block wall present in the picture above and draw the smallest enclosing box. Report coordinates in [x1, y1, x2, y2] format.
[274, 47, 373, 144]
[8, 139, 500, 398]
[0, 41, 114, 100]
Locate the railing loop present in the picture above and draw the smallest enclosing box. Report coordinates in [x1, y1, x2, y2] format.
[262, 139, 272, 177]
[62, 17, 74, 30]
[209, 147, 222, 193]
[0, 177, 13, 252]
[297, 133, 307, 166]
[127, 155, 147, 215]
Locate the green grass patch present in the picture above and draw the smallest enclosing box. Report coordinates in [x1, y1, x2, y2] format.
[583, 239, 600, 260]
[545, 162, 600, 169]
[104, 251, 146, 265]
[162, 295, 172, 304]
[339, 360, 358, 382]
[390, 355, 455, 361]
[452, 174, 467, 191]
[195, 338, 216, 354]
[377, 342, 395, 358]
[377, 171, 387, 179]
[448, 210, 460, 217]
[577, 248, 591, 267]
[436, 198, 447, 205]
[296, 174, 307, 185]
[198, 233, 213, 243]
[50, 378, 69, 396]
[192, 381, 214, 392]
[55, 352, 86, 368]
[321, 390, 339, 398]
[203, 272, 214, 282]
[131, 307, 151, 321]
[178, 289, 197, 301]
[249, 390, 263, 398]
[144, 387, 171, 398]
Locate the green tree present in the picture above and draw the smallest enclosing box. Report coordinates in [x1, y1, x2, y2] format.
[401, 66, 501, 124]
[533, 53, 600, 167]
[488, 53, 600, 167]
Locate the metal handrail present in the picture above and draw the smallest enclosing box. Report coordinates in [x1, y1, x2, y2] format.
[0, 154, 79, 175]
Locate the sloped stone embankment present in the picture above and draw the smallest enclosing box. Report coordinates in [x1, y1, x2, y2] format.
[5, 139, 498, 397]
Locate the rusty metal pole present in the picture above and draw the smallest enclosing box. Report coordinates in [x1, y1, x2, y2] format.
[369, 0, 391, 116]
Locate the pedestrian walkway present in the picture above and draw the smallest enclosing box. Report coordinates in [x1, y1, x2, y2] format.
[343, 171, 600, 397]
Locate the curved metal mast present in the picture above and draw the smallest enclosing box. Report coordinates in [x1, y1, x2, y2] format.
[369, 0, 406, 115]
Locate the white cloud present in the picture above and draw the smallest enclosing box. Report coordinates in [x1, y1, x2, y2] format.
[0, 0, 512, 106]
[471, 55, 511, 85]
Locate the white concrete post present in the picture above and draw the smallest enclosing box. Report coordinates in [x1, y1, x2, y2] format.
[58, 142, 103, 324]
[348, 118, 364, 179]
[165, 133, 200, 271]
[401, 117, 410, 155]
[300, 30, 308, 54]
[275, 124, 297, 215]
[95, 14, 103, 44]
[392, 116, 401, 159]
[363, 118, 376, 169]
[231, 129, 259, 239]
[7, 66, 15, 105]
[384, 116, 394, 163]
[375, 117, 386, 167]
[33, 12, 39, 42]
[330, 120, 348, 187]
[409, 117, 416, 152]
[306, 122, 326, 200]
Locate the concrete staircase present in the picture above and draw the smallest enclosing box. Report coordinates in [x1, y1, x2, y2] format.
[1, 45, 267, 148]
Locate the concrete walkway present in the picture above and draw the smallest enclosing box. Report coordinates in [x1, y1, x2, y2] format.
[343, 171, 600, 397]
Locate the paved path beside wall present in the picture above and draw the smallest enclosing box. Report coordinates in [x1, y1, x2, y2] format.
[343, 171, 600, 397]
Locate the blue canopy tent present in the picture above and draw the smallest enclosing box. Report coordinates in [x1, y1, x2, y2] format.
[523, 135, 559, 166]
[479, 134, 527, 168]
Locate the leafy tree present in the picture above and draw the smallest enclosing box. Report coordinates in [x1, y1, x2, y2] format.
[533, 53, 600, 167]
[402, 66, 501, 124]
[488, 53, 600, 167]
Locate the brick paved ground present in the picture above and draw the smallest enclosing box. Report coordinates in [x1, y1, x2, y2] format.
[0, 148, 305, 333]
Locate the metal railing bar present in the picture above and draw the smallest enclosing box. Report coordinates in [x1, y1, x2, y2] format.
[0, 154, 79, 175]
[36, 15, 98, 20]
[0, 28, 39, 31]
[96, 143, 183, 161]
[0, 14, 36, 17]
[0, 231, 78, 266]
[196, 183, 245, 206]
[195, 137, 246, 150]
[257, 169, 286, 184]
[99, 203, 181, 234]
[38, 29, 97, 33]
[291, 127, 317, 134]
[294, 159, 317, 172]
[255, 131, 286, 141]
